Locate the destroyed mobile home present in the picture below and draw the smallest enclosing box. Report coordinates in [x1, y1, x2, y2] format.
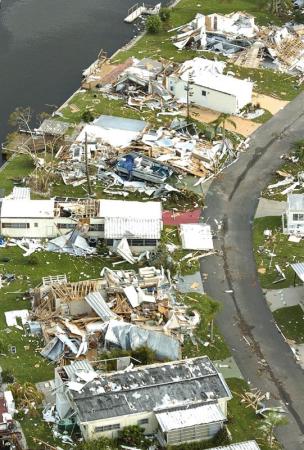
[170, 12, 304, 76]
[52, 356, 232, 445]
[30, 267, 201, 364]
[52, 110, 243, 187]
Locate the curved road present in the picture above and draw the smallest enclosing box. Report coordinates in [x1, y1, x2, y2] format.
[201, 92, 304, 450]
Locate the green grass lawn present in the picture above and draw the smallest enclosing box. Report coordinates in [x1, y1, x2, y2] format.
[227, 378, 281, 450]
[181, 292, 231, 360]
[59, 91, 148, 124]
[273, 305, 304, 343]
[251, 109, 273, 124]
[253, 216, 304, 289]
[262, 159, 304, 201]
[0, 155, 34, 196]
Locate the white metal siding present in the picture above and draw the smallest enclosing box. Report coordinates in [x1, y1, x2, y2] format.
[165, 421, 222, 444]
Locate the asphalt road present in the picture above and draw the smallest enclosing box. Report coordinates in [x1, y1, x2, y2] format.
[201, 92, 304, 450]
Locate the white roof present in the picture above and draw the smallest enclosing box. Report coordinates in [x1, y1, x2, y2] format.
[76, 115, 147, 148]
[100, 200, 162, 219]
[180, 223, 214, 250]
[178, 58, 252, 96]
[1, 199, 54, 218]
[209, 441, 261, 450]
[8, 187, 31, 200]
[287, 194, 304, 212]
[156, 403, 225, 432]
[100, 200, 162, 240]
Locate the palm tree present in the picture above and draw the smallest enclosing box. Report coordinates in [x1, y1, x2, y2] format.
[211, 113, 237, 142]
[259, 411, 288, 448]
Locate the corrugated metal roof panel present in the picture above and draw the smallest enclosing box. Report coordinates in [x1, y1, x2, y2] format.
[156, 403, 225, 431]
[104, 217, 161, 239]
[11, 187, 31, 200]
[64, 360, 94, 379]
[208, 441, 261, 450]
[291, 262, 304, 282]
[85, 291, 117, 321]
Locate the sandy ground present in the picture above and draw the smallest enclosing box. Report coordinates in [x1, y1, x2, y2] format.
[252, 92, 289, 115]
[186, 106, 261, 137]
[182, 93, 289, 137]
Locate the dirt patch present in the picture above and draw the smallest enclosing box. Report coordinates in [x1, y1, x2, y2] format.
[252, 92, 289, 115]
[186, 106, 261, 137]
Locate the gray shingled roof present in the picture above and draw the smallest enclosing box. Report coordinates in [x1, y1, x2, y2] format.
[69, 356, 231, 422]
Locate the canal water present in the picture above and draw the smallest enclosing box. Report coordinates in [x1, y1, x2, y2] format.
[0, 0, 159, 153]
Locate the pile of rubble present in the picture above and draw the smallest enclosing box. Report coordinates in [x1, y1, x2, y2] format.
[170, 12, 304, 76]
[25, 268, 201, 364]
[53, 113, 243, 188]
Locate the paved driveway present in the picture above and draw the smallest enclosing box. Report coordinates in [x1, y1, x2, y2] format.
[201, 92, 304, 450]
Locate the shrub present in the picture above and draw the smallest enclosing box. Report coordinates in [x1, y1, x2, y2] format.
[146, 15, 161, 34]
[27, 255, 38, 266]
[79, 436, 118, 450]
[2, 370, 14, 384]
[118, 425, 149, 448]
[82, 110, 94, 123]
[159, 7, 171, 22]
[131, 346, 156, 365]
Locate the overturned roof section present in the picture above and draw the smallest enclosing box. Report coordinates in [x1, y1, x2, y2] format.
[1, 199, 54, 218]
[208, 442, 261, 450]
[99, 199, 162, 239]
[93, 115, 147, 133]
[7, 187, 31, 200]
[180, 223, 214, 250]
[156, 403, 225, 431]
[85, 291, 117, 322]
[290, 262, 304, 282]
[104, 319, 180, 361]
[76, 115, 147, 148]
[63, 360, 94, 380]
[37, 119, 70, 136]
[69, 356, 231, 423]
[287, 193, 304, 211]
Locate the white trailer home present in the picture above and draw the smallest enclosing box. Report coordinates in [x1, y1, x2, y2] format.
[166, 57, 253, 114]
[0, 199, 56, 239]
[55, 356, 231, 444]
[0, 191, 162, 253]
[282, 193, 304, 235]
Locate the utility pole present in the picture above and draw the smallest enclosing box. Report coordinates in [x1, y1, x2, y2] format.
[84, 132, 93, 197]
[186, 70, 194, 122]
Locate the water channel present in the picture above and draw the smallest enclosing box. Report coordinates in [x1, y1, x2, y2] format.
[0, 0, 158, 155]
